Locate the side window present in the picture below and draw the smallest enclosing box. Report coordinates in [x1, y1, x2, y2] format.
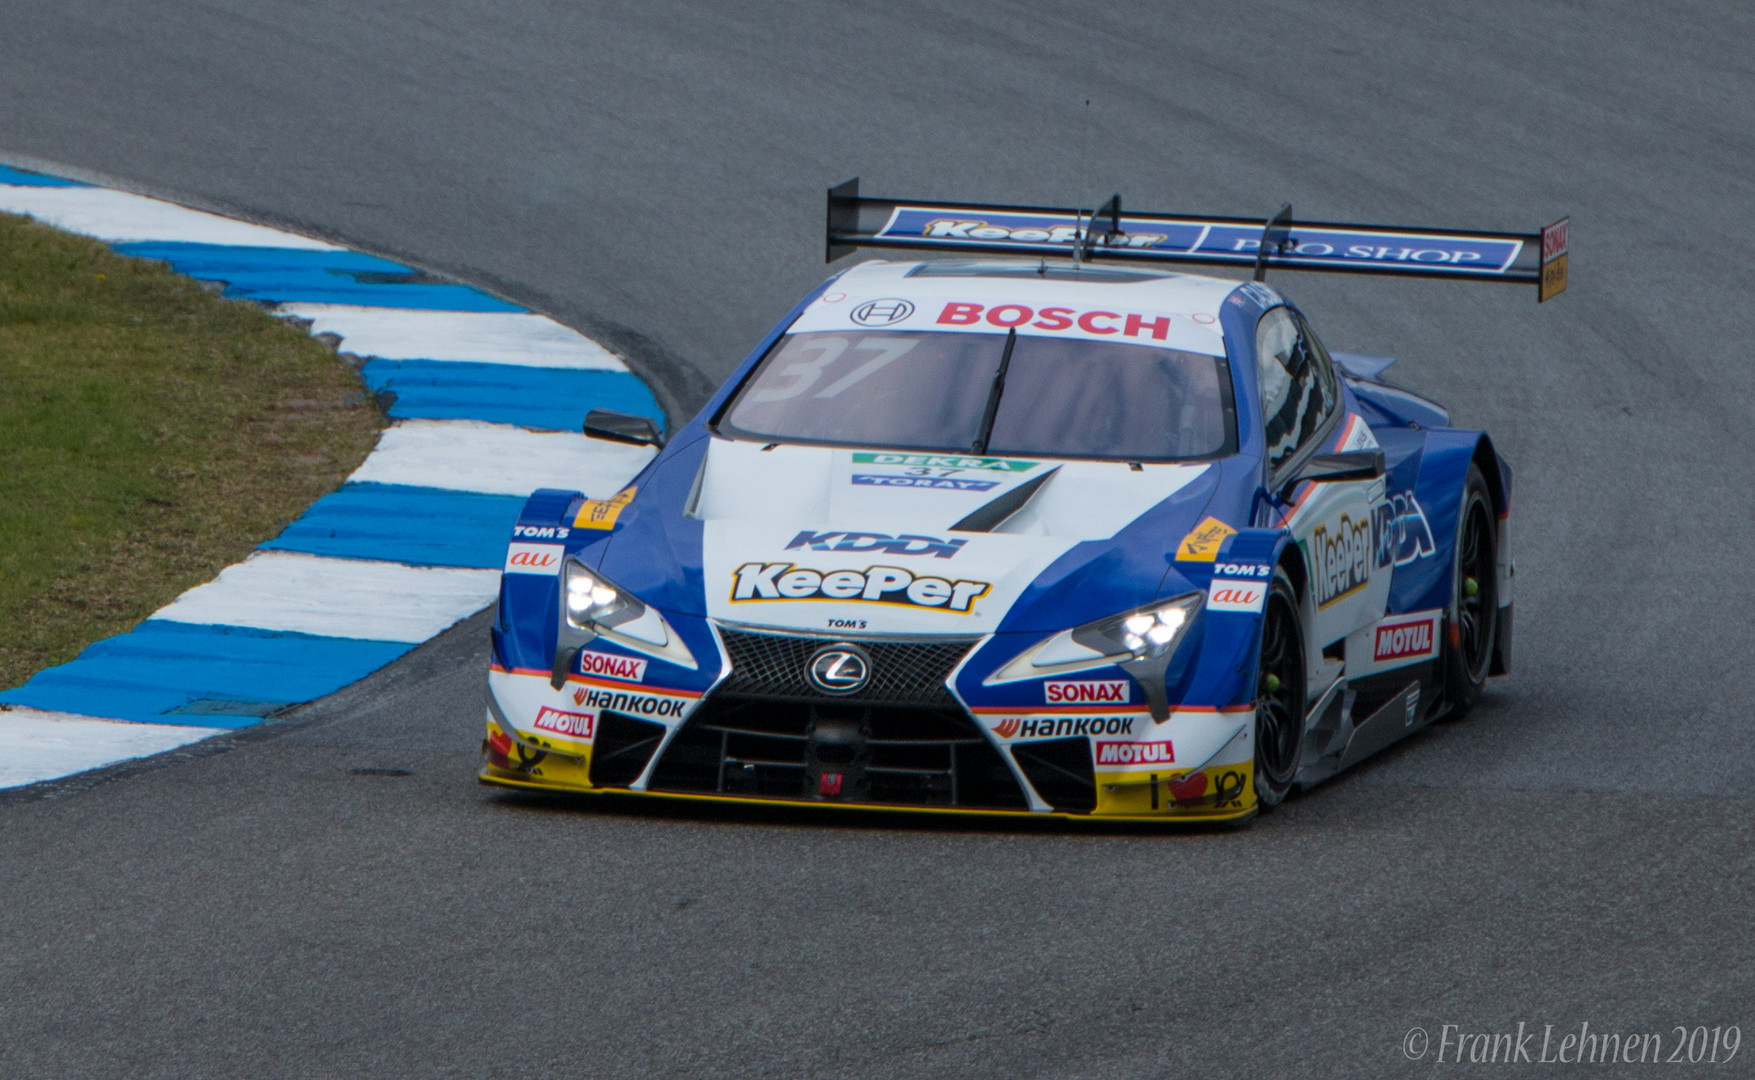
[1255, 307, 1336, 471]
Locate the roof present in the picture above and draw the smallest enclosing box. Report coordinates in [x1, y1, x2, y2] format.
[785, 259, 1241, 357]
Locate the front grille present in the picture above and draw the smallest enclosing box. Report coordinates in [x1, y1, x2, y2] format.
[716, 628, 976, 707]
[647, 697, 1029, 810]
[588, 711, 666, 788]
[1010, 737, 1097, 813]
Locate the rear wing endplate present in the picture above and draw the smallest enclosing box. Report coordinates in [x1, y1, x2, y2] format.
[827, 178, 1568, 302]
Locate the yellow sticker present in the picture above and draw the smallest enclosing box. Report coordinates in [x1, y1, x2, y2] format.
[1175, 516, 1236, 561]
[1539, 252, 1568, 303]
[573, 486, 637, 530]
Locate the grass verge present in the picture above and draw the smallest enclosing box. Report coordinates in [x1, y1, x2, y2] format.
[0, 211, 382, 692]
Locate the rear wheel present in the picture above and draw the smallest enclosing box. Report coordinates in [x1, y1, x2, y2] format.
[1443, 464, 1499, 719]
[1254, 569, 1306, 809]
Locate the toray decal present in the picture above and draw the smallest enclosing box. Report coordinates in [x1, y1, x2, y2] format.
[852, 475, 1000, 492]
[1372, 610, 1442, 666]
[731, 563, 990, 613]
[990, 716, 1136, 740]
[1044, 680, 1129, 704]
[1095, 740, 1176, 766]
[503, 543, 563, 574]
[1372, 491, 1437, 568]
[785, 531, 966, 559]
[576, 650, 648, 683]
[532, 707, 595, 739]
[1312, 514, 1373, 608]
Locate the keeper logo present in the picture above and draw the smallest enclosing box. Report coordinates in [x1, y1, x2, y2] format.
[1312, 514, 1373, 608]
[731, 563, 990, 613]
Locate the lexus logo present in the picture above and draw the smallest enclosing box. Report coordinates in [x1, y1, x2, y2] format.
[850, 298, 914, 326]
[806, 642, 872, 695]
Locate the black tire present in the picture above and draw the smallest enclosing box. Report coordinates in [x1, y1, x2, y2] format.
[1443, 464, 1499, 719]
[1254, 568, 1306, 810]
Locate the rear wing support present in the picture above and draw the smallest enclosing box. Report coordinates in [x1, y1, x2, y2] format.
[826, 178, 1568, 302]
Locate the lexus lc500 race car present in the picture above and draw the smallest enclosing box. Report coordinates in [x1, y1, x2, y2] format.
[480, 181, 1568, 822]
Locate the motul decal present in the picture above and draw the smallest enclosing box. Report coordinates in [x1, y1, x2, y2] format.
[532, 706, 595, 739]
[1372, 610, 1442, 667]
[1095, 740, 1175, 767]
[504, 543, 564, 575]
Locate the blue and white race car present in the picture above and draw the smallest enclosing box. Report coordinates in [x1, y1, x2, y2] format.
[480, 184, 1567, 822]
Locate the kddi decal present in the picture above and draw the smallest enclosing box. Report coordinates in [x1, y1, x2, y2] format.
[731, 563, 990, 613]
[1311, 514, 1373, 609]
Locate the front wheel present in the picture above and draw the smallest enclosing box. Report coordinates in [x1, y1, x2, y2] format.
[1443, 464, 1499, 719]
[1254, 568, 1306, 809]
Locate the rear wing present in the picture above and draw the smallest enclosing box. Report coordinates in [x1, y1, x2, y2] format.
[826, 179, 1568, 302]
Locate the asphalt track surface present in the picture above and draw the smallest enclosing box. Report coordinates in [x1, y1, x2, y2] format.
[3, 3, 1753, 1076]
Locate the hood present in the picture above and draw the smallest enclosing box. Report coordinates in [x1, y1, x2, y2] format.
[682, 438, 1215, 635]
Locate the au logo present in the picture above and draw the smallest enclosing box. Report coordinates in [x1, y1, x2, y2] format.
[1175, 516, 1237, 562]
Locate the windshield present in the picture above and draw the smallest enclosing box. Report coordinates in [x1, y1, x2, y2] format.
[718, 331, 1234, 460]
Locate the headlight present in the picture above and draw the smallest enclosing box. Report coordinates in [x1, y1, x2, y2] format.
[986, 593, 1204, 684]
[559, 559, 696, 670]
[564, 563, 636, 629]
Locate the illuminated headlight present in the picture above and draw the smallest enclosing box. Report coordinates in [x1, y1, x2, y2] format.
[564, 563, 635, 629]
[559, 559, 696, 670]
[985, 593, 1203, 685]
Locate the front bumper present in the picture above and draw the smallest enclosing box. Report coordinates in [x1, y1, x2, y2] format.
[480, 662, 1258, 823]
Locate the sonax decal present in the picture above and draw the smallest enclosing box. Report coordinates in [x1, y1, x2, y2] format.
[1044, 680, 1129, 704]
[1176, 516, 1237, 561]
[577, 650, 648, 683]
[504, 543, 563, 574]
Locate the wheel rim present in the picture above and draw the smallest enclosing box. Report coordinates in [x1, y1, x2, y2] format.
[1256, 593, 1302, 786]
[1457, 496, 1495, 680]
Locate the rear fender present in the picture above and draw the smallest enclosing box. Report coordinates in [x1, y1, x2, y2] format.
[1404, 430, 1513, 676]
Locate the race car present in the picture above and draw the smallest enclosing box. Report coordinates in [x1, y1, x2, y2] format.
[480, 182, 1568, 822]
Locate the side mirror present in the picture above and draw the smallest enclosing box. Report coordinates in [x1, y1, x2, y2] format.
[583, 408, 665, 449]
[1281, 448, 1384, 499]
